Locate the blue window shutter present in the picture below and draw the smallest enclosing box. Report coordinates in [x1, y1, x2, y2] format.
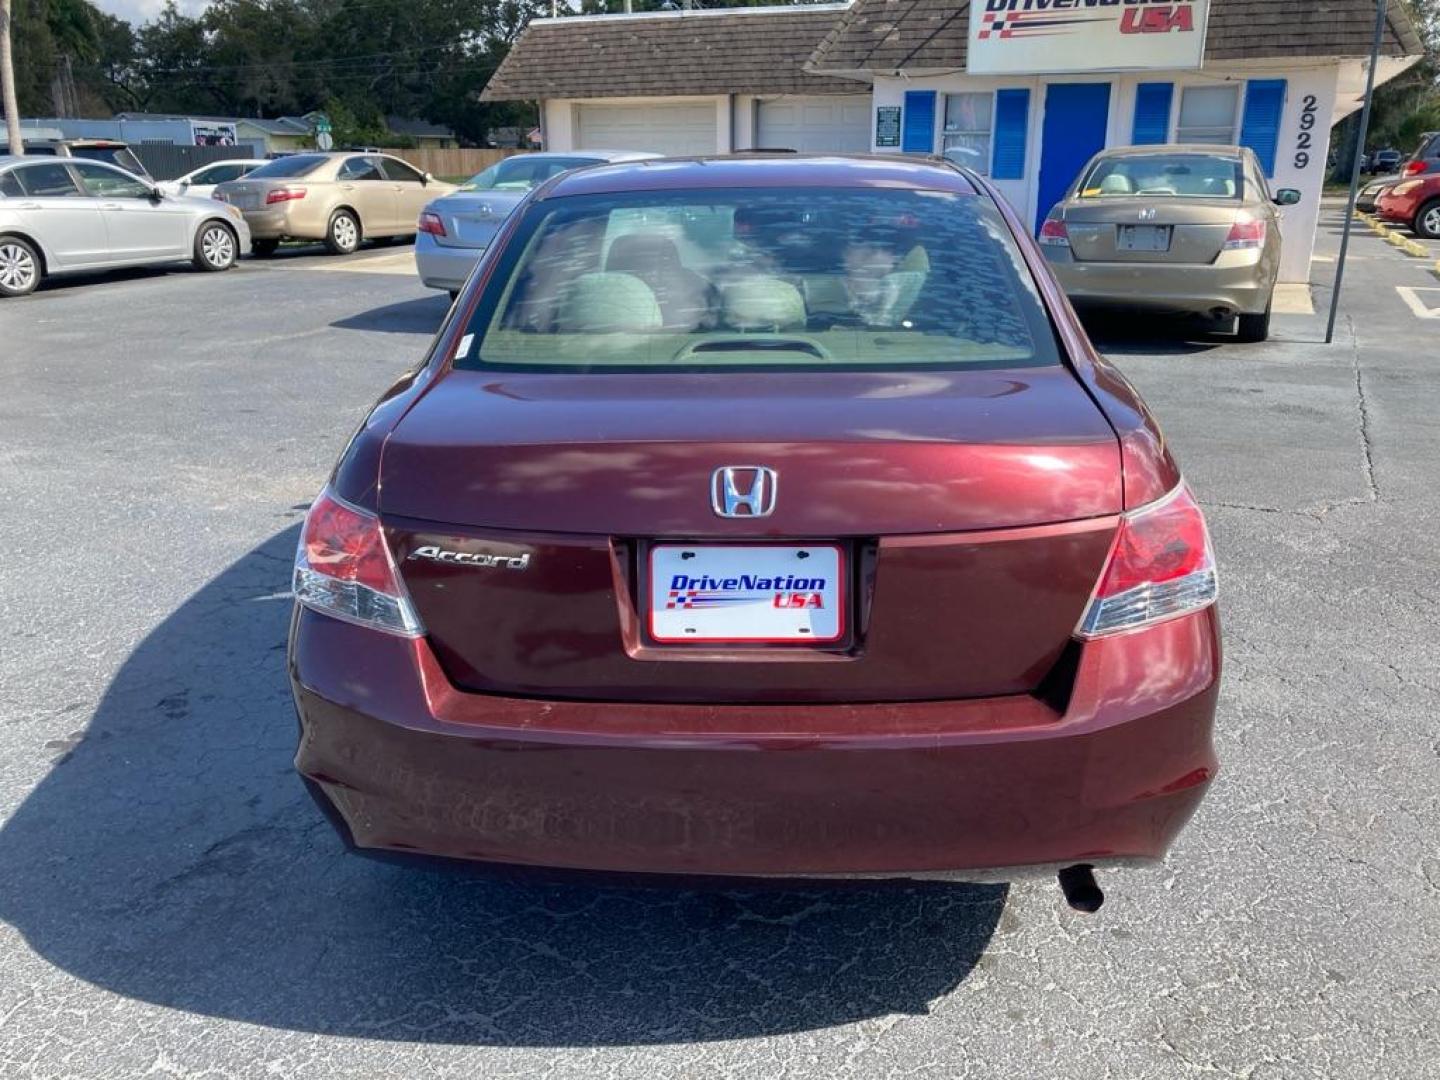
[1240, 79, 1287, 177]
[1132, 82, 1173, 145]
[991, 89, 1030, 180]
[902, 91, 936, 154]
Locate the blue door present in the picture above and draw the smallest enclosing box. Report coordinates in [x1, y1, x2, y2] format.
[1035, 83, 1112, 231]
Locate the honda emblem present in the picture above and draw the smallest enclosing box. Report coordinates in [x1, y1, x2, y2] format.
[711, 466, 778, 518]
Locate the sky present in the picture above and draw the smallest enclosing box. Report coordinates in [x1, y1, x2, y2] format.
[92, 0, 211, 26]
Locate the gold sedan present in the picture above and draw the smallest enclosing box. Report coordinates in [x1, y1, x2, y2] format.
[214, 152, 455, 257]
[1038, 145, 1300, 343]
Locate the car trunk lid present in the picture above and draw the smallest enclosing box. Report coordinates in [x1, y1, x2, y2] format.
[379, 368, 1122, 703]
[1063, 199, 1240, 264]
[429, 192, 525, 249]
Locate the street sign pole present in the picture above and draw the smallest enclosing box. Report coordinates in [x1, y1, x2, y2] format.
[1326, 0, 1389, 345]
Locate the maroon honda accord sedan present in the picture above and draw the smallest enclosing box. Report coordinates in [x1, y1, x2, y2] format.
[289, 155, 1220, 906]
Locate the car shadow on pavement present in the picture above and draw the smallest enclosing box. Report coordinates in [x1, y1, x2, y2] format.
[332, 295, 453, 335]
[0, 529, 1005, 1046]
[1079, 312, 1231, 355]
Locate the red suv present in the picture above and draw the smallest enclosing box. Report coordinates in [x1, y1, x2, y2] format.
[288, 155, 1221, 910]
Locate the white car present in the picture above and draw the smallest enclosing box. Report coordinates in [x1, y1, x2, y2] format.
[158, 159, 267, 199]
[0, 156, 251, 297]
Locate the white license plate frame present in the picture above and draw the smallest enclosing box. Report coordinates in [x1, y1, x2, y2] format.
[1117, 224, 1173, 252]
[646, 543, 846, 645]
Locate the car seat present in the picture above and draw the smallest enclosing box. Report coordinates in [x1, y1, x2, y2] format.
[605, 233, 715, 331]
[722, 277, 808, 331]
[555, 272, 663, 332]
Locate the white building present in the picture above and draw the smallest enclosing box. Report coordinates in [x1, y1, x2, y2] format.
[483, 0, 1424, 284]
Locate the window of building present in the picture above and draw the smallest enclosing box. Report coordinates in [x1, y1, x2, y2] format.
[943, 92, 994, 175]
[1176, 85, 1240, 145]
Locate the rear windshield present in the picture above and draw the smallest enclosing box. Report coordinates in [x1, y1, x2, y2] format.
[70, 146, 147, 176]
[242, 154, 328, 179]
[459, 156, 605, 192]
[455, 187, 1059, 374]
[1078, 153, 1244, 199]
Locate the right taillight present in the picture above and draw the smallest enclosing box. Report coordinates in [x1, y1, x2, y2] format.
[293, 489, 424, 637]
[417, 211, 446, 236]
[1077, 484, 1217, 638]
[1038, 218, 1071, 247]
[1223, 217, 1266, 250]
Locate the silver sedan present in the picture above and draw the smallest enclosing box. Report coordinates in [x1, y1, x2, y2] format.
[415, 151, 658, 297]
[0, 155, 252, 297]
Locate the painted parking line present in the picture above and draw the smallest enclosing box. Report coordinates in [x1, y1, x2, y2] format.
[1395, 286, 1440, 319]
[323, 252, 417, 275]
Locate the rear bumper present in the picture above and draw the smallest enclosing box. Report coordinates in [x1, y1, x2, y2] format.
[1375, 194, 1422, 225]
[241, 207, 319, 241]
[1047, 253, 1273, 316]
[290, 606, 1221, 881]
[414, 232, 482, 290]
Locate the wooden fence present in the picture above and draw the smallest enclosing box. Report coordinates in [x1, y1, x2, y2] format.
[389, 147, 529, 179]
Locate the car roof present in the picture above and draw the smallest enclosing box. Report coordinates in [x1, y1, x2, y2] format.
[539, 154, 980, 199]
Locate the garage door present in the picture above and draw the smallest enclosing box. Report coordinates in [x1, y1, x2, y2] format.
[576, 103, 718, 157]
[757, 95, 872, 153]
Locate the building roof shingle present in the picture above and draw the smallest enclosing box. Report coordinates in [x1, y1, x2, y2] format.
[808, 0, 1425, 73]
[482, 5, 862, 101]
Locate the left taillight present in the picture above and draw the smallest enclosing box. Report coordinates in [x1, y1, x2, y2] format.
[1038, 218, 1071, 247]
[418, 211, 446, 236]
[293, 489, 424, 637]
[1077, 483, 1217, 638]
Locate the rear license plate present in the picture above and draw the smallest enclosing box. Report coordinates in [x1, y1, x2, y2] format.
[1117, 225, 1172, 252]
[232, 193, 260, 210]
[648, 544, 845, 644]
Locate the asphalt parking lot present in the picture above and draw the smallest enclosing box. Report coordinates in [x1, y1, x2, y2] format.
[2, 210, 1438, 1078]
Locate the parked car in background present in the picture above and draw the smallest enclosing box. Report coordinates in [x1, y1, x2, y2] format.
[21, 138, 153, 181]
[1371, 148, 1403, 174]
[0, 156, 249, 297]
[1358, 175, 1399, 213]
[1376, 172, 1440, 239]
[290, 154, 1221, 905]
[414, 150, 659, 296]
[213, 152, 454, 256]
[158, 159, 267, 199]
[1040, 145, 1299, 342]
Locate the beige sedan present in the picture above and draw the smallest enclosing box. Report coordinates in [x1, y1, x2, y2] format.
[1038, 145, 1299, 342]
[214, 152, 455, 256]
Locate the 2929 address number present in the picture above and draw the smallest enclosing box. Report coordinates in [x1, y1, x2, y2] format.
[1294, 95, 1318, 170]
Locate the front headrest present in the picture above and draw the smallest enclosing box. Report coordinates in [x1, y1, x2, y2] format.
[606, 233, 683, 274]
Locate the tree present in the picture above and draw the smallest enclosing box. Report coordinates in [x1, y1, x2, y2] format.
[2, 0, 23, 153]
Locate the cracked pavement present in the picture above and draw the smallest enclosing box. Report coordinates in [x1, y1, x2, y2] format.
[1, 215, 1437, 1078]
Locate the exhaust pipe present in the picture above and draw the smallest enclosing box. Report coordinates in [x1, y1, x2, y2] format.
[1057, 864, 1104, 913]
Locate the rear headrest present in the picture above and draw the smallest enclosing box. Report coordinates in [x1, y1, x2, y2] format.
[722, 277, 807, 331]
[606, 233, 684, 274]
[1099, 174, 1134, 195]
[555, 272, 662, 332]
